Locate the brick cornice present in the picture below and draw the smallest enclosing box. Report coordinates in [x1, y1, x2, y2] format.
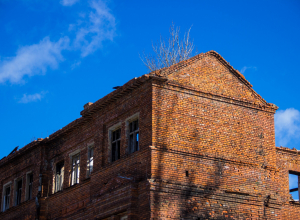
[149, 146, 279, 171]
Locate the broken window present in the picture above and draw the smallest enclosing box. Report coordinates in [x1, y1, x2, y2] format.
[71, 154, 80, 185]
[26, 173, 33, 200]
[112, 129, 121, 162]
[15, 179, 22, 205]
[3, 184, 11, 211]
[87, 146, 94, 177]
[129, 119, 139, 153]
[55, 162, 64, 192]
[289, 171, 300, 201]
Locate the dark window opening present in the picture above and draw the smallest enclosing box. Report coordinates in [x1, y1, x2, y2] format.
[15, 179, 22, 205]
[56, 162, 64, 191]
[186, 171, 189, 177]
[27, 173, 33, 200]
[112, 129, 121, 162]
[129, 119, 139, 153]
[289, 171, 300, 201]
[3, 186, 10, 211]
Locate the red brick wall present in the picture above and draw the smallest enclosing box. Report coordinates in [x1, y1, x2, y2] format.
[1, 52, 300, 220]
[150, 54, 281, 219]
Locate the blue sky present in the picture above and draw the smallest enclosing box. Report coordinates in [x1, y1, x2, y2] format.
[0, 0, 300, 159]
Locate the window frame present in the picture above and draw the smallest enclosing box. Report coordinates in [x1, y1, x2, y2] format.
[54, 161, 64, 192]
[289, 170, 300, 201]
[111, 128, 121, 162]
[126, 113, 140, 154]
[2, 181, 12, 212]
[108, 122, 121, 163]
[70, 150, 81, 186]
[14, 178, 23, 206]
[86, 143, 94, 177]
[25, 172, 33, 201]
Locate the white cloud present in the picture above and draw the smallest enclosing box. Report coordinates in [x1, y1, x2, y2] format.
[0, 0, 116, 84]
[73, 0, 116, 57]
[0, 37, 69, 84]
[18, 91, 47, 104]
[240, 66, 257, 74]
[60, 0, 79, 6]
[275, 108, 300, 147]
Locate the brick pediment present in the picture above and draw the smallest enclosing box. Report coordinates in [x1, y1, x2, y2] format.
[156, 51, 267, 105]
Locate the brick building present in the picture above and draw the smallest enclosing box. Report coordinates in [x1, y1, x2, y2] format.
[0, 51, 299, 220]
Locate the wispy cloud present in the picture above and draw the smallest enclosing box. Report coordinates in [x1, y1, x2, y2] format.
[73, 0, 116, 57]
[0, 0, 116, 84]
[71, 61, 81, 69]
[240, 66, 257, 74]
[60, 0, 79, 6]
[275, 108, 300, 147]
[18, 91, 47, 104]
[0, 37, 69, 84]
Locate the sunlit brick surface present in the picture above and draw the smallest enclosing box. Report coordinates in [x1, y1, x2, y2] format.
[0, 51, 298, 219]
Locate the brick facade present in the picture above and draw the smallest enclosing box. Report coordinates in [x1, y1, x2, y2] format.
[0, 51, 298, 219]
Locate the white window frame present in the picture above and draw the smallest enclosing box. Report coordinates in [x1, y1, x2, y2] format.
[86, 143, 94, 177]
[25, 171, 33, 201]
[14, 178, 23, 206]
[126, 113, 139, 154]
[70, 150, 81, 186]
[108, 122, 121, 163]
[2, 181, 12, 212]
[54, 161, 64, 192]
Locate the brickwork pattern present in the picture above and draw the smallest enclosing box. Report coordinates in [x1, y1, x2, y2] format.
[0, 51, 298, 219]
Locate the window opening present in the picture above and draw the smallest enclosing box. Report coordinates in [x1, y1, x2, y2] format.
[289, 171, 300, 201]
[27, 173, 33, 200]
[71, 154, 80, 185]
[3, 185, 10, 211]
[129, 119, 139, 153]
[87, 147, 94, 177]
[15, 179, 22, 205]
[112, 129, 121, 162]
[55, 162, 64, 192]
[186, 171, 189, 177]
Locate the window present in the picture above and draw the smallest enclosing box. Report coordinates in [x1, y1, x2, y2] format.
[111, 129, 121, 162]
[55, 162, 64, 192]
[87, 146, 94, 177]
[26, 173, 33, 200]
[15, 179, 22, 205]
[71, 154, 80, 185]
[289, 171, 300, 201]
[2, 183, 11, 211]
[129, 119, 139, 153]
